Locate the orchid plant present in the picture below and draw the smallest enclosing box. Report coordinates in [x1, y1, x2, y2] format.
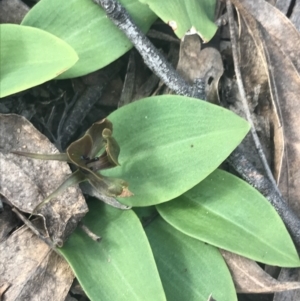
[13, 118, 132, 213]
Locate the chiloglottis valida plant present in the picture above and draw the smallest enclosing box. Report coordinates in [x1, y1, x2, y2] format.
[12, 118, 133, 213]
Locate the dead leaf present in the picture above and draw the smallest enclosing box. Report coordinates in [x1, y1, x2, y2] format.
[274, 268, 300, 300]
[220, 249, 300, 293]
[232, 0, 300, 219]
[0, 114, 88, 243]
[176, 34, 224, 103]
[234, 0, 300, 72]
[0, 225, 73, 301]
[222, 13, 276, 174]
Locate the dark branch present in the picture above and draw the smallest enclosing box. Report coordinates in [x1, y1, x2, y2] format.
[93, 0, 206, 99]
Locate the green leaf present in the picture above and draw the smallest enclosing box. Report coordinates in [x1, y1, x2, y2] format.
[0, 24, 78, 98]
[102, 95, 250, 207]
[157, 169, 300, 267]
[59, 201, 166, 301]
[146, 217, 237, 301]
[22, 0, 157, 79]
[139, 0, 217, 41]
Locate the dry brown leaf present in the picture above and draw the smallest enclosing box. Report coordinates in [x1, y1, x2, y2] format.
[259, 27, 300, 213]
[0, 225, 74, 301]
[0, 114, 88, 243]
[221, 249, 300, 293]
[176, 34, 223, 103]
[274, 268, 300, 300]
[223, 11, 277, 173]
[232, 0, 300, 217]
[234, 5, 284, 188]
[234, 0, 300, 71]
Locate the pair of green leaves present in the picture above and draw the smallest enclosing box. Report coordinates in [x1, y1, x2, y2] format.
[0, 0, 154, 97]
[60, 201, 236, 301]
[60, 167, 299, 301]
[0, 0, 217, 97]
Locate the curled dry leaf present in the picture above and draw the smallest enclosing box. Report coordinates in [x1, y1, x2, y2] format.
[221, 249, 300, 293]
[0, 225, 74, 301]
[232, 0, 300, 223]
[224, 10, 276, 176]
[234, 0, 300, 71]
[0, 114, 88, 242]
[176, 34, 223, 103]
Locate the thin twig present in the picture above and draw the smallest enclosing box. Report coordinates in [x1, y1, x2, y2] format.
[12, 207, 57, 248]
[93, 0, 206, 99]
[226, 1, 279, 192]
[78, 222, 102, 242]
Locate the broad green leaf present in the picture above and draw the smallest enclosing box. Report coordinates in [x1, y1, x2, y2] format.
[59, 201, 166, 301]
[139, 0, 217, 41]
[157, 169, 300, 267]
[146, 217, 237, 301]
[0, 24, 78, 98]
[102, 95, 250, 207]
[22, 0, 157, 79]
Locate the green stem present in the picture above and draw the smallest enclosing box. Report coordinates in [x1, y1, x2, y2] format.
[11, 151, 69, 162]
[31, 170, 87, 216]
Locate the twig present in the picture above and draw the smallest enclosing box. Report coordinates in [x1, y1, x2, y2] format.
[12, 207, 57, 248]
[226, 0, 279, 193]
[93, 0, 206, 100]
[78, 221, 102, 242]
